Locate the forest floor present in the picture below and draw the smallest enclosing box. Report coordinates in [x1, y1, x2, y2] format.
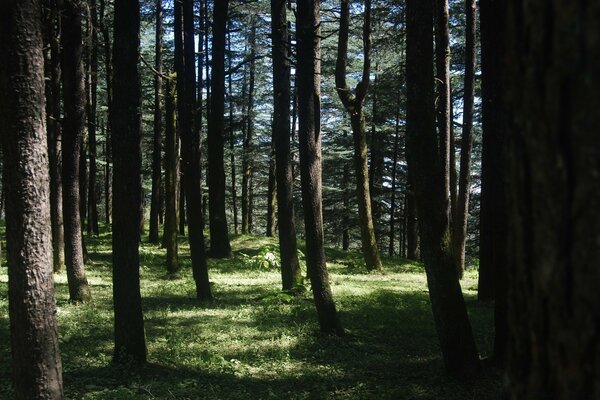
[0, 225, 502, 399]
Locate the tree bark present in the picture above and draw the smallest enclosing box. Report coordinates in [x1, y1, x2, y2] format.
[451, 0, 476, 279]
[99, 0, 112, 225]
[266, 140, 277, 237]
[111, 0, 147, 364]
[271, 0, 302, 290]
[227, 28, 239, 235]
[388, 95, 402, 256]
[86, 0, 99, 237]
[335, 0, 382, 272]
[149, 0, 163, 244]
[60, 0, 92, 303]
[0, 1, 64, 396]
[43, 0, 66, 273]
[297, 0, 344, 336]
[164, 77, 179, 274]
[242, 21, 257, 236]
[405, 0, 479, 377]
[207, 0, 232, 257]
[504, 1, 600, 397]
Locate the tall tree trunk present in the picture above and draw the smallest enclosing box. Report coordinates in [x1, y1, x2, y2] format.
[60, 0, 92, 303]
[207, 0, 232, 257]
[335, 0, 382, 272]
[271, 0, 302, 290]
[266, 140, 277, 237]
[451, 0, 476, 279]
[405, 0, 479, 377]
[369, 68, 384, 244]
[504, 2, 600, 397]
[342, 153, 350, 252]
[434, 0, 451, 209]
[242, 21, 257, 236]
[297, 0, 344, 336]
[179, 173, 185, 234]
[99, 0, 112, 225]
[227, 28, 239, 235]
[111, 0, 147, 364]
[405, 182, 419, 260]
[149, 0, 163, 244]
[43, 0, 66, 272]
[164, 77, 179, 274]
[388, 96, 401, 256]
[86, 0, 99, 237]
[0, 1, 64, 396]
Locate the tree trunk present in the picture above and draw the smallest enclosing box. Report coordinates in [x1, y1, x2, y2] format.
[342, 158, 350, 252]
[179, 173, 186, 234]
[405, 0, 479, 377]
[271, 0, 302, 290]
[296, 0, 344, 336]
[149, 0, 163, 244]
[111, 0, 147, 364]
[504, 2, 600, 397]
[335, 0, 382, 272]
[369, 69, 384, 245]
[0, 1, 64, 396]
[388, 96, 401, 256]
[266, 140, 277, 237]
[164, 77, 179, 274]
[86, 0, 99, 237]
[60, 0, 92, 303]
[99, 0, 112, 225]
[43, 0, 66, 273]
[227, 28, 239, 235]
[242, 21, 257, 236]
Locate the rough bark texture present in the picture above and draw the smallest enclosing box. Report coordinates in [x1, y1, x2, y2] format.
[43, 0, 66, 272]
[405, 0, 479, 377]
[335, 0, 382, 272]
[178, 0, 212, 300]
[503, 1, 600, 397]
[111, 0, 147, 363]
[164, 77, 179, 274]
[149, 0, 163, 244]
[451, 0, 476, 278]
[0, 2, 64, 397]
[60, 0, 92, 303]
[271, 0, 303, 290]
[86, 0, 99, 236]
[207, 0, 232, 258]
[297, 0, 344, 336]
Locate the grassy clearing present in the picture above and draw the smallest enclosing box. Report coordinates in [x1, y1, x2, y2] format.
[0, 226, 501, 399]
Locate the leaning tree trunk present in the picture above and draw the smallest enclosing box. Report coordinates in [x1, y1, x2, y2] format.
[405, 0, 479, 377]
[271, 0, 303, 290]
[0, 2, 64, 397]
[297, 0, 344, 336]
[504, 1, 600, 397]
[149, 0, 163, 244]
[60, 0, 92, 303]
[111, 0, 147, 364]
[207, 0, 232, 258]
[335, 0, 382, 272]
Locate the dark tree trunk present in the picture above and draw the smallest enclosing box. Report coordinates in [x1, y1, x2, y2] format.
[179, 173, 186, 234]
[405, 182, 419, 260]
[0, 2, 64, 396]
[296, 0, 344, 336]
[43, 0, 66, 273]
[503, 2, 600, 397]
[405, 0, 479, 377]
[79, 134, 88, 228]
[207, 0, 232, 257]
[60, 0, 92, 303]
[478, 0, 507, 365]
[342, 158, 350, 252]
[149, 0, 163, 244]
[164, 77, 179, 274]
[451, 0, 476, 279]
[242, 21, 256, 236]
[227, 28, 239, 235]
[99, 0, 112, 225]
[369, 69, 384, 244]
[388, 96, 401, 256]
[335, 0, 382, 272]
[111, 0, 146, 364]
[266, 140, 277, 237]
[179, 0, 211, 300]
[434, 0, 451, 207]
[271, 0, 302, 290]
[86, 0, 99, 237]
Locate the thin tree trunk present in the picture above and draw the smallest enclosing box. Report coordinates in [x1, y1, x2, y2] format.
[207, 0, 232, 258]
[60, 0, 92, 303]
[369, 67, 384, 244]
[405, 0, 479, 377]
[451, 0, 476, 279]
[227, 28, 239, 235]
[342, 154, 350, 252]
[86, 0, 99, 237]
[297, 0, 344, 336]
[0, 1, 64, 395]
[149, 0, 163, 244]
[271, 0, 302, 290]
[335, 0, 382, 272]
[43, 0, 66, 272]
[388, 95, 401, 256]
[266, 140, 277, 237]
[164, 77, 179, 273]
[179, 172, 185, 234]
[99, 0, 111, 225]
[242, 21, 256, 236]
[111, 0, 147, 364]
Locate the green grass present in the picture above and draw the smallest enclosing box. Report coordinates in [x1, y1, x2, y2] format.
[0, 225, 501, 399]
